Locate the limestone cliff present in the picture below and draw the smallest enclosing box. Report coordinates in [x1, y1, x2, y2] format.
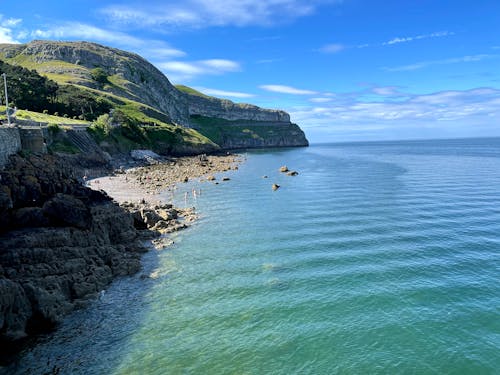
[0, 40, 309, 149]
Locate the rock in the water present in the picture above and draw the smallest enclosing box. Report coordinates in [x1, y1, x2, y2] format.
[207, 175, 216, 181]
[287, 171, 299, 176]
[222, 177, 230, 181]
[279, 166, 289, 173]
[272, 183, 280, 191]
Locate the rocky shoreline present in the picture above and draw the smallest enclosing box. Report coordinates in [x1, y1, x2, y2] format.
[0, 151, 240, 365]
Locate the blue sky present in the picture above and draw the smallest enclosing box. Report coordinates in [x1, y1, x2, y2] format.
[1, 0, 500, 143]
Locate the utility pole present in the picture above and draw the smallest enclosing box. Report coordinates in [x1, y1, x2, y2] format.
[2, 73, 11, 126]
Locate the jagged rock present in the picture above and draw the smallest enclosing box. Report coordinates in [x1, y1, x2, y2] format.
[42, 193, 92, 229]
[12, 207, 50, 228]
[0, 279, 31, 340]
[279, 166, 289, 173]
[272, 184, 280, 191]
[0, 154, 146, 354]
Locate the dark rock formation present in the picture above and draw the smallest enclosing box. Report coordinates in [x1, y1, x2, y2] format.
[0, 153, 146, 360]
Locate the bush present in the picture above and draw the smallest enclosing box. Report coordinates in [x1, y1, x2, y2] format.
[47, 123, 61, 134]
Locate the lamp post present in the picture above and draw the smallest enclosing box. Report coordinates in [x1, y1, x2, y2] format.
[2, 73, 11, 126]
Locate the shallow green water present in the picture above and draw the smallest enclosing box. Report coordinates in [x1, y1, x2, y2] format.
[6, 138, 500, 374]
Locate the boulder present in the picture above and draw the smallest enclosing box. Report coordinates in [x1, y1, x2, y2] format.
[279, 166, 289, 173]
[0, 279, 32, 340]
[12, 207, 50, 229]
[272, 183, 280, 191]
[42, 193, 92, 229]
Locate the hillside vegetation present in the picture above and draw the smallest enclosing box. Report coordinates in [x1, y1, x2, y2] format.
[0, 40, 308, 153]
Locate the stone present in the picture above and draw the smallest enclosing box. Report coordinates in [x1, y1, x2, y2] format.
[42, 193, 92, 229]
[12, 207, 50, 228]
[279, 166, 289, 173]
[287, 171, 299, 176]
[272, 183, 280, 191]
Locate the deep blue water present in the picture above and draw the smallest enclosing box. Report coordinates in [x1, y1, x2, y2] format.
[4, 137, 500, 374]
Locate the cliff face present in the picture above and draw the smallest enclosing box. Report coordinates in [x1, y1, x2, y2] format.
[0, 40, 309, 149]
[0, 154, 146, 353]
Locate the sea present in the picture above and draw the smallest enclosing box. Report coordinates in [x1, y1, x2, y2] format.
[4, 137, 500, 374]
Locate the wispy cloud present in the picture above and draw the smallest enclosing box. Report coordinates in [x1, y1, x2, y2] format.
[157, 59, 241, 82]
[260, 84, 318, 95]
[256, 58, 283, 64]
[385, 54, 497, 72]
[32, 22, 146, 47]
[100, 0, 341, 29]
[356, 30, 454, 49]
[309, 97, 334, 103]
[318, 43, 345, 54]
[382, 31, 454, 46]
[31, 22, 187, 59]
[0, 15, 22, 43]
[193, 87, 255, 99]
[288, 87, 500, 141]
[320, 31, 454, 55]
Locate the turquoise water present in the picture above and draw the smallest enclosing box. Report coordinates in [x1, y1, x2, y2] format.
[5, 138, 500, 374]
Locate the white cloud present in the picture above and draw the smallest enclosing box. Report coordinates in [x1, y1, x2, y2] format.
[32, 22, 144, 47]
[383, 31, 454, 46]
[31, 22, 188, 59]
[318, 43, 344, 54]
[194, 86, 255, 98]
[260, 84, 318, 95]
[372, 86, 400, 96]
[310, 97, 333, 103]
[357, 30, 454, 49]
[385, 54, 497, 72]
[0, 15, 22, 43]
[100, 0, 340, 29]
[157, 59, 241, 81]
[288, 87, 500, 141]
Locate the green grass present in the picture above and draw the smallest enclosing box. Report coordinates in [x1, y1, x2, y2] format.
[15, 110, 90, 125]
[48, 139, 80, 154]
[175, 85, 211, 98]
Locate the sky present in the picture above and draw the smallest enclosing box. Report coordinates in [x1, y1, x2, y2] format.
[1, 0, 500, 143]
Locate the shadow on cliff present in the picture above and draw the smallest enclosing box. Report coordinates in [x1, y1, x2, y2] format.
[0, 153, 160, 372]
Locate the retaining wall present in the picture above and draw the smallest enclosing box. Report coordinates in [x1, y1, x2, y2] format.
[0, 127, 21, 168]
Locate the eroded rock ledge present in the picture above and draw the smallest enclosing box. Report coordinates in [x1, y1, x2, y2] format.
[0, 154, 147, 360]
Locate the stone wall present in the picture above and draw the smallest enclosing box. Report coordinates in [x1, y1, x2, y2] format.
[0, 127, 21, 169]
[19, 128, 47, 154]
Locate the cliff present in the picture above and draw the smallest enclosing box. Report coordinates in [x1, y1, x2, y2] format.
[0, 40, 308, 150]
[0, 154, 147, 357]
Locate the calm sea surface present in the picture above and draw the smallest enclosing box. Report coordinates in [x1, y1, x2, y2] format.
[5, 138, 500, 374]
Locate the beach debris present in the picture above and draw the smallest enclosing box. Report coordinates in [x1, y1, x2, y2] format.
[272, 183, 280, 191]
[279, 166, 289, 173]
[287, 171, 299, 176]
